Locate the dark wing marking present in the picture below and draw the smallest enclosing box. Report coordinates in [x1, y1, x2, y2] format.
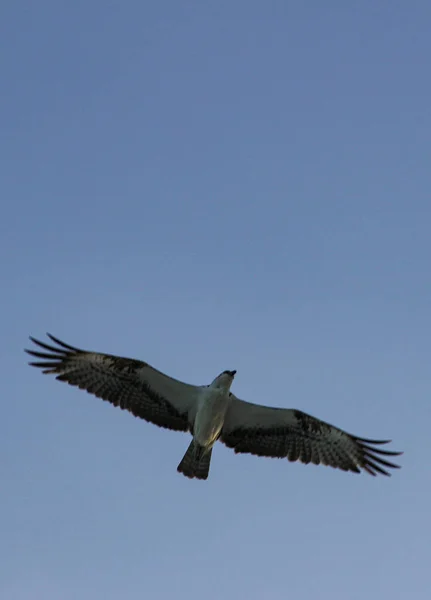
[25, 334, 200, 432]
[221, 398, 402, 477]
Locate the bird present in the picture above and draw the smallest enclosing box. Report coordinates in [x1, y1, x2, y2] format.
[25, 333, 402, 481]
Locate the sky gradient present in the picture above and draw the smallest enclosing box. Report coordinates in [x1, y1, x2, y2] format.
[2, 2, 430, 599]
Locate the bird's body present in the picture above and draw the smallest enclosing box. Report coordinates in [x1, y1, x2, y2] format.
[25, 334, 402, 480]
[177, 372, 235, 479]
[194, 373, 234, 448]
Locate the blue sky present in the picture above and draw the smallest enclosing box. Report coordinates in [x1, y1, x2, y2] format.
[2, 2, 430, 598]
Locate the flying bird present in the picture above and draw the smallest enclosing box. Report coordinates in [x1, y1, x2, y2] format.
[25, 334, 402, 480]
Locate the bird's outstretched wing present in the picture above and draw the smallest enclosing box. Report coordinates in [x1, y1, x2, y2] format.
[221, 396, 402, 476]
[25, 334, 201, 432]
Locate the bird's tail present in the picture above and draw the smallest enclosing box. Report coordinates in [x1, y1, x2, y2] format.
[177, 440, 212, 480]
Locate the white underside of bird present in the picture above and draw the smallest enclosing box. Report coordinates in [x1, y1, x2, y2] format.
[177, 376, 234, 478]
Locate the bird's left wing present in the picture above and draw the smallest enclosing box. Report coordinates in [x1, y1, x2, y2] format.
[25, 334, 201, 432]
[221, 395, 402, 476]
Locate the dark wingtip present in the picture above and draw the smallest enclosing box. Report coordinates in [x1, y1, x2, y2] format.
[358, 439, 402, 476]
[46, 333, 81, 351]
[355, 437, 393, 445]
[26, 336, 40, 350]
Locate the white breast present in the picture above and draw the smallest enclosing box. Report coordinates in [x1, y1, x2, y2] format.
[193, 388, 232, 448]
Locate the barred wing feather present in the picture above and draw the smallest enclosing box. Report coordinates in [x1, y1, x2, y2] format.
[221, 396, 401, 476]
[25, 334, 200, 431]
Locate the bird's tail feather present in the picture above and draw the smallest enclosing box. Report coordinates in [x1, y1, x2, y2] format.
[177, 440, 212, 480]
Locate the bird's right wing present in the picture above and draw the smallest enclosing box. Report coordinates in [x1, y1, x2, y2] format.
[25, 334, 202, 432]
[221, 395, 402, 476]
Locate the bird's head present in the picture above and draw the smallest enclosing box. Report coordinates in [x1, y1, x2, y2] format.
[211, 370, 237, 391]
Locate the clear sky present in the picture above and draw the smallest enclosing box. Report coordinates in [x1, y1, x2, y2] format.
[2, 2, 430, 599]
